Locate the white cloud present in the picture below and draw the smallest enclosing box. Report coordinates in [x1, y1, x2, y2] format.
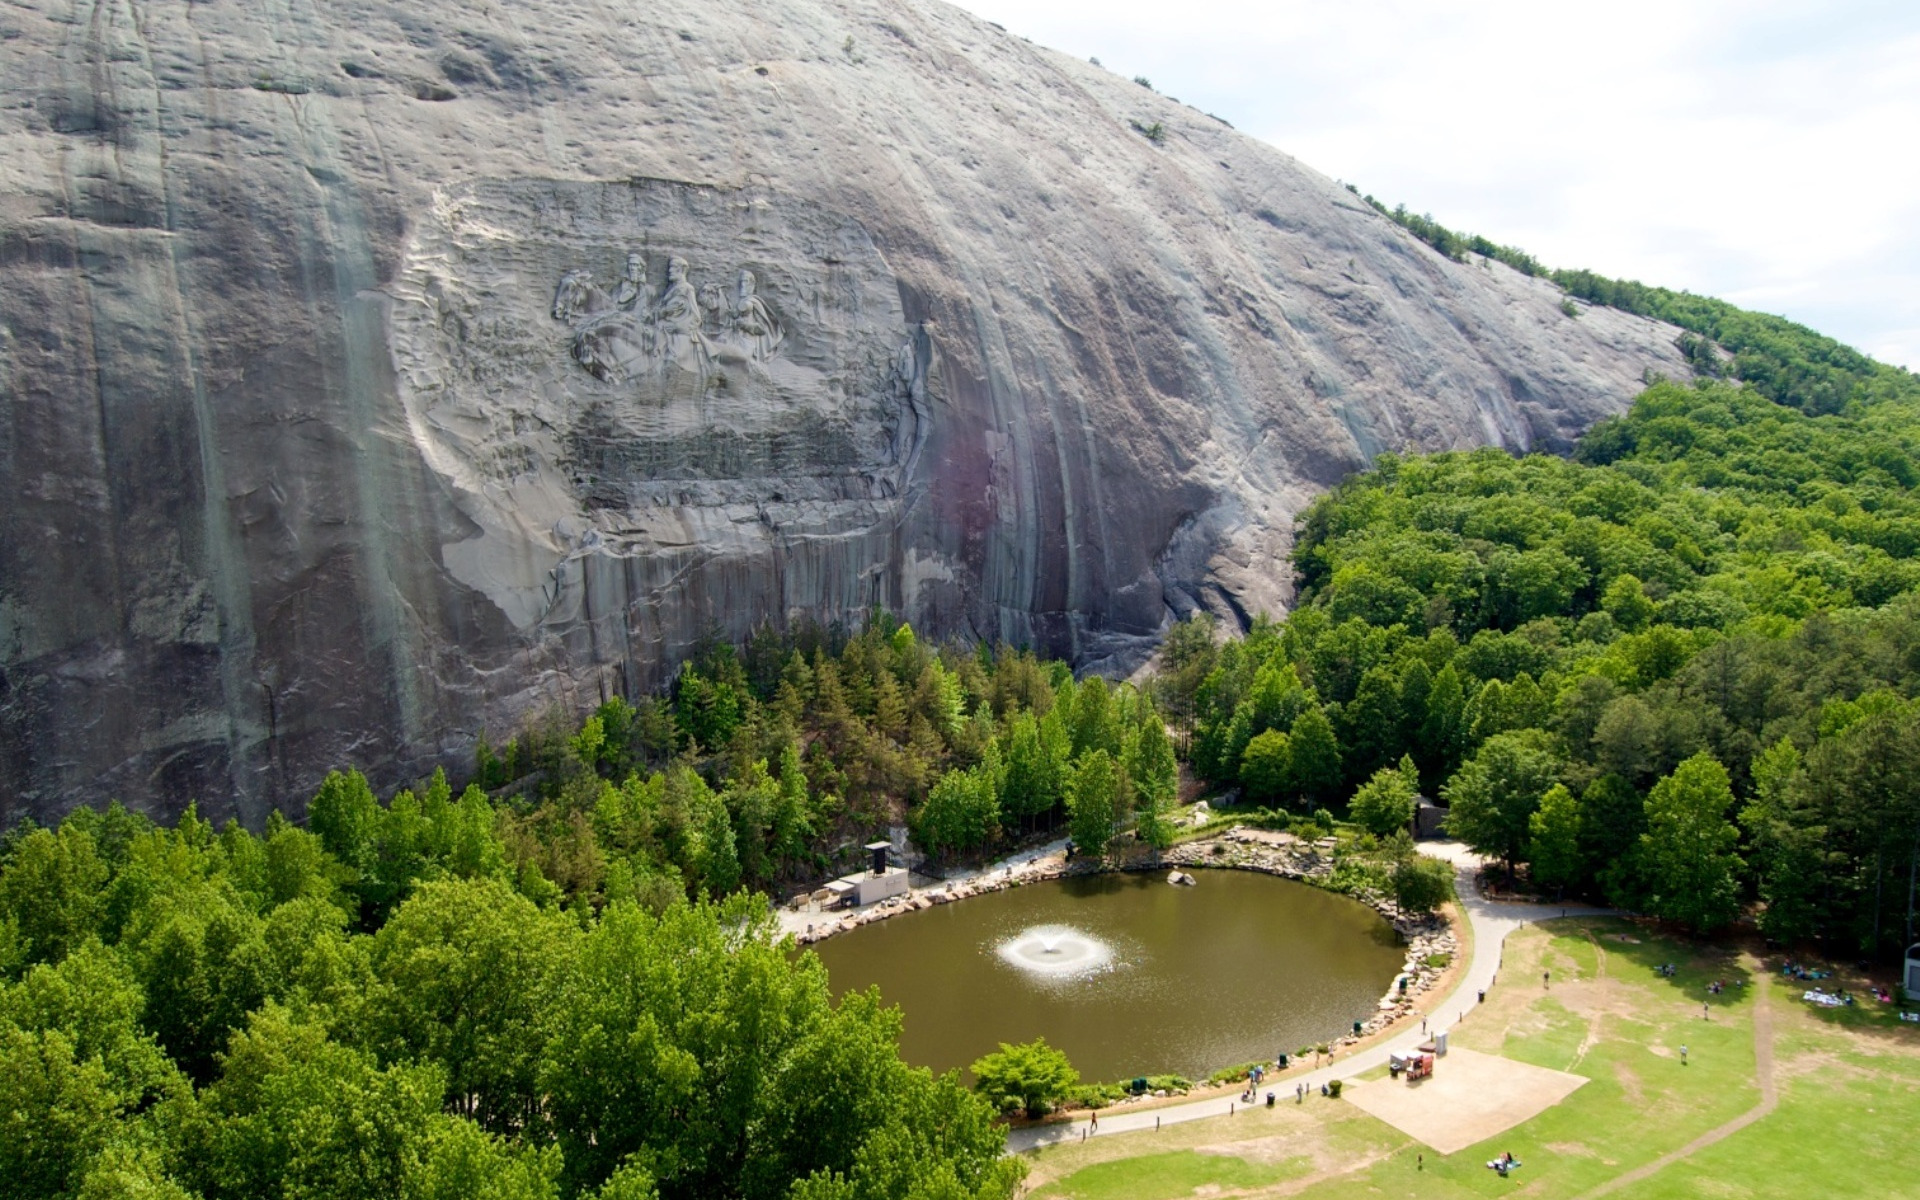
[955, 0, 1920, 368]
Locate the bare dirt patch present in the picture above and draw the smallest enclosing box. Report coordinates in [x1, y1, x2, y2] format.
[1192, 1132, 1324, 1169]
[1342, 1046, 1588, 1154]
[1612, 1061, 1645, 1105]
[1544, 1141, 1601, 1158]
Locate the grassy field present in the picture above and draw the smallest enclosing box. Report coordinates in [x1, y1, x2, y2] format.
[1020, 918, 1920, 1198]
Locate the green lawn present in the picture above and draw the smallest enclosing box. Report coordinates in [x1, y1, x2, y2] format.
[1027, 1149, 1310, 1200]
[1023, 919, 1920, 1199]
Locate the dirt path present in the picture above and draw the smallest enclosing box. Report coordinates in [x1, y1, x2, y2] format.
[1567, 962, 1776, 1200]
[1252, 1146, 1401, 1197]
[1565, 929, 1609, 1074]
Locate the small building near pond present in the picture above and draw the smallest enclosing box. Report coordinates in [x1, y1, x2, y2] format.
[1415, 797, 1448, 839]
[819, 842, 911, 908]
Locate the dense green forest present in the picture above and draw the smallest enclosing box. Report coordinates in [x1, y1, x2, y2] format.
[0, 805, 1024, 1200]
[12, 232, 1920, 1195]
[460, 621, 1178, 904]
[1170, 377, 1920, 950]
[0, 626, 1195, 1200]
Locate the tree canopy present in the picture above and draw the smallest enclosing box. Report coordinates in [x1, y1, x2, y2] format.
[0, 804, 1023, 1200]
[1160, 371, 1920, 955]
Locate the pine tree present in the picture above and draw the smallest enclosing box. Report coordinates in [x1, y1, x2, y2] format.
[1397, 660, 1432, 752]
[1419, 664, 1467, 777]
[1339, 666, 1402, 781]
[1739, 738, 1828, 943]
[770, 742, 813, 870]
[1068, 751, 1119, 862]
[1286, 707, 1344, 803]
[1124, 715, 1179, 849]
[1070, 677, 1120, 759]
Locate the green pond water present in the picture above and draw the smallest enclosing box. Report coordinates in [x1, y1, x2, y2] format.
[807, 869, 1405, 1083]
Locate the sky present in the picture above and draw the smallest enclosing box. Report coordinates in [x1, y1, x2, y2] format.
[954, 0, 1920, 371]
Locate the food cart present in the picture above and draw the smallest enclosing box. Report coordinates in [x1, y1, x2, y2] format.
[1389, 1051, 1434, 1081]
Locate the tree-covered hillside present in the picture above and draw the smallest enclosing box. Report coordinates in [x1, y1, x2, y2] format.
[1358, 190, 1920, 417]
[459, 622, 1175, 908]
[1169, 376, 1920, 951]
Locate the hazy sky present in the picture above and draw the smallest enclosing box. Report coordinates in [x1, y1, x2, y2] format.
[954, 0, 1920, 370]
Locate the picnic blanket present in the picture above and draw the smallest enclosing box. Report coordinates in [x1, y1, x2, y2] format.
[1803, 990, 1845, 1007]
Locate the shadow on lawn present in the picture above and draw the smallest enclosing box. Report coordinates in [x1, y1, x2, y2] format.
[1762, 954, 1920, 1045]
[1545, 918, 1754, 1009]
[1548, 919, 1920, 1048]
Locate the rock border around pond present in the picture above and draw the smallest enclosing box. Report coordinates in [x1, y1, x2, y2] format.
[788, 828, 1459, 1054]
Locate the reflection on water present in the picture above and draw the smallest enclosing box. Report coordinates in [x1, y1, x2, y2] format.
[807, 869, 1403, 1082]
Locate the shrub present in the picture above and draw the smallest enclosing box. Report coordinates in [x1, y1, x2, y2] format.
[1067, 1081, 1124, 1108]
[1349, 761, 1418, 838]
[1390, 855, 1455, 913]
[1207, 1060, 1268, 1085]
[1327, 1079, 1343, 1098]
[970, 1037, 1079, 1119]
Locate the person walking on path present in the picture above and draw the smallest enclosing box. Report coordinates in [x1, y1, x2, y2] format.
[1680, 1044, 1689, 1065]
[1089, 1110, 1097, 1131]
[1544, 969, 1551, 988]
[1703, 1001, 1711, 1020]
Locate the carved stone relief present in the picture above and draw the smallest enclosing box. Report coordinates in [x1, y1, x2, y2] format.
[389, 178, 934, 636]
[552, 255, 786, 384]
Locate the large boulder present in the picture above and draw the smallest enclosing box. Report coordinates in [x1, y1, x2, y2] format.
[0, 0, 1689, 823]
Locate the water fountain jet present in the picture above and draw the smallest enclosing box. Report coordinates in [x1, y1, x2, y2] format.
[996, 924, 1114, 980]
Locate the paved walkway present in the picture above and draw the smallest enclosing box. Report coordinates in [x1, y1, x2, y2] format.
[1006, 842, 1615, 1152]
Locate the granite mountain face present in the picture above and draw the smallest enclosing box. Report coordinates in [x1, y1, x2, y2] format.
[0, 0, 1691, 823]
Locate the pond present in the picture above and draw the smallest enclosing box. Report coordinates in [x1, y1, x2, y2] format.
[807, 869, 1405, 1083]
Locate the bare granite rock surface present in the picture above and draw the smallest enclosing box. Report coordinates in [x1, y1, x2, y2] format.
[0, 0, 1691, 823]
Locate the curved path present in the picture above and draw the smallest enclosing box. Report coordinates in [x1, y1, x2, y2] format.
[1565, 963, 1776, 1199]
[1006, 842, 1615, 1153]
